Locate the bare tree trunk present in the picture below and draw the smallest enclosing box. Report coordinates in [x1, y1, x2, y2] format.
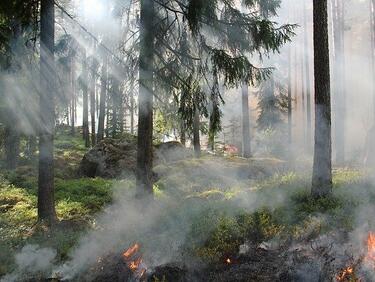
[370, 0, 375, 121]
[38, 0, 56, 223]
[288, 46, 292, 145]
[193, 105, 201, 158]
[90, 57, 96, 147]
[311, 0, 333, 198]
[180, 120, 186, 146]
[97, 55, 107, 142]
[119, 93, 124, 135]
[304, 1, 312, 150]
[82, 50, 90, 148]
[332, 0, 346, 164]
[241, 83, 251, 158]
[70, 56, 76, 135]
[111, 78, 119, 138]
[136, 0, 155, 198]
[130, 77, 135, 135]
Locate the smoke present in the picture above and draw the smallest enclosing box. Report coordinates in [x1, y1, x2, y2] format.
[0, 245, 56, 282]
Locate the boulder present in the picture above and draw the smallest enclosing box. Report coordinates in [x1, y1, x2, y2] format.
[80, 138, 192, 178]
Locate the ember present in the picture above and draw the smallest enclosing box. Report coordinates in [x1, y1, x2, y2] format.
[122, 243, 147, 280]
[335, 266, 360, 282]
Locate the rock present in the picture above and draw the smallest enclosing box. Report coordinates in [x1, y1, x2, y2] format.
[154, 141, 193, 164]
[80, 137, 192, 178]
[80, 138, 137, 178]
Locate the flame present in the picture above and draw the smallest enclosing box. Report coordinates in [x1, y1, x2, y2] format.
[123, 243, 140, 259]
[122, 243, 147, 280]
[365, 232, 375, 265]
[226, 258, 231, 264]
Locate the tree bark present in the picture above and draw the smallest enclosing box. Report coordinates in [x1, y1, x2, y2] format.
[90, 57, 96, 147]
[82, 49, 90, 148]
[70, 56, 76, 135]
[311, 0, 333, 198]
[136, 0, 155, 198]
[287, 46, 292, 145]
[97, 55, 107, 142]
[193, 105, 201, 157]
[130, 77, 135, 135]
[304, 1, 312, 150]
[241, 83, 251, 158]
[38, 0, 57, 223]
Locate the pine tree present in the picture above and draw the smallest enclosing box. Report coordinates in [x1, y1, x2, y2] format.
[38, 0, 57, 223]
[311, 0, 333, 198]
[136, 0, 155, 198]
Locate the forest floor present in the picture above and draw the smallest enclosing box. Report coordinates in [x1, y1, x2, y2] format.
[0, 130, 373, 280]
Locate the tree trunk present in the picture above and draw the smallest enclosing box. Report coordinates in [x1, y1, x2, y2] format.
[26, 135, 37, 160]
[38, 0, 57, 223]
[193, 105, 201, 158]
[82, 50, 90, 148]
[111, 77, 119, 138]
[130, 77, 135, 135]
[180, 120, 186, 146]
[304, 1, 312, 150]
[241, 83, 251, 158]
[90, 57, 96, 147]
[371, 0, 375, 116]
[70, 56, 76, 136]
[5, 126, 20, 169]
[332, 0, 346, 164]
[287, 46, 292, 145]
[136, 0, 155, 198]
[311, 0, 333, 198]
[97, 55, 107, 142]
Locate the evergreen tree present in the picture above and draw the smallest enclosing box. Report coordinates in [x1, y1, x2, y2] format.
[38, 0, 57, 223]
[311, 0, 333, 198]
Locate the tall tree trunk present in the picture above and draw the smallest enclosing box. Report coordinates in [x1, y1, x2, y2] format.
[130, 77, 135, 135]
[304, 1, 312, 150]
[119, 93, 124, 134]
[371, 0, 375, 116]
[111, 77, 119, 138]
[287, 46, 292, 145]
[38, 0, 56, 223]
[193, 105, 201, 158]
[82, 50, 90, 148]
[241, 83, 251, 158]
[5, 126, 20, 169]
[311, 0, 333, 198]
[97, 55, 107, 142]
[136, 0, 155, 198]
[332, 0, 346, 164]
[90, 57, 96, 147]
[180, 120, 186, 146]
[26, 135, 37, 160]
[70, 56, 76, 135]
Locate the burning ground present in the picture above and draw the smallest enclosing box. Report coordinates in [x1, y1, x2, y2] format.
[2, 134, 375, 281]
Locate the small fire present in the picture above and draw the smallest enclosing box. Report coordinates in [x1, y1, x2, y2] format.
[335, 266, 358, 281]
[365, 232, 375, 266]
[226, 258, 231, 264]
[122, 243, 147, 280]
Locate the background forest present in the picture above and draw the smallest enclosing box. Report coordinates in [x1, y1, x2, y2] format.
[1, 0, 375, 281]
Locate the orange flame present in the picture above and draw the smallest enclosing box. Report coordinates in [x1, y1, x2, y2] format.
[123, 243, 140, 259]
[122, 243, 147, 280]
[226, 258, 231, 264]
[365, 232, 375, 265]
